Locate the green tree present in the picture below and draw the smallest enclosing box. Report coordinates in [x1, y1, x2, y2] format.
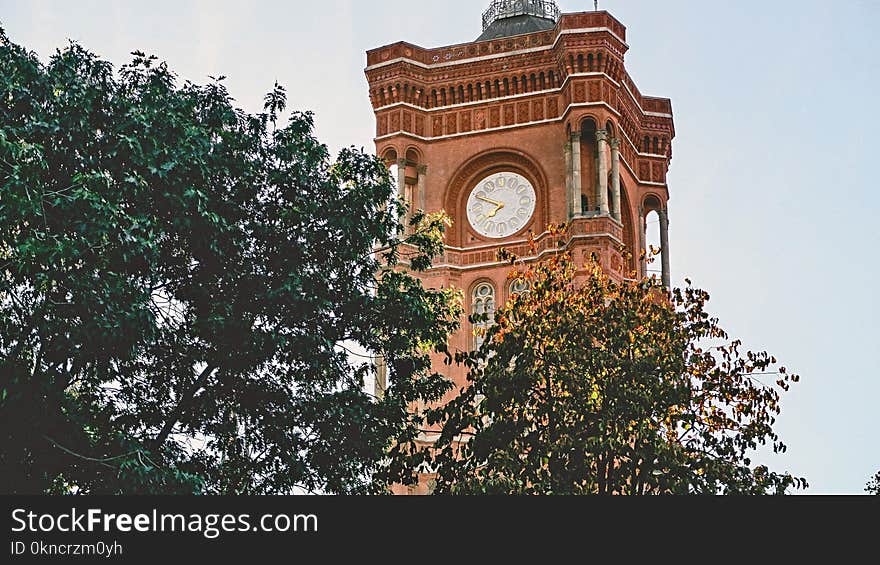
[0, 29, 461, 494]
[427, 228, 805, 495]
[868, 472, 880, 495]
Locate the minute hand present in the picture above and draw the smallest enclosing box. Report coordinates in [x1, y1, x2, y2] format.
[477, 195, 504, 207]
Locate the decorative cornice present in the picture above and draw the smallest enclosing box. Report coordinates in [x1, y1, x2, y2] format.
[365, 27, 627, 72]
[371, 72, 620, 114]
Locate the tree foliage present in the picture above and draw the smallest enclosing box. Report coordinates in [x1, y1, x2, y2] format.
[0, 28, 461, 494]
[867, 472, 880, 495]
[427, 228, 805, 495]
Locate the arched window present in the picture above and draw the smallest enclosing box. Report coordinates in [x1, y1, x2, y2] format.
[404, 149, 420, 211]
[383, 149, 401, 215]
[643, 195, 663, 280]
[472, 282, 496, 350]
[510, 278, 531, 297]
[384, 149, 399, 183]
[581, 118, 599, 212]
[644, 209, 661, 279]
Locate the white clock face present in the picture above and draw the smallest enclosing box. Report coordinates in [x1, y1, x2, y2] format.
[466, 172, 536, 239]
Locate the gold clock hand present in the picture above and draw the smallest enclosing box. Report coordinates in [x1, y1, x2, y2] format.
[487, 203, 505, 218]
[476, 195, 504, 207]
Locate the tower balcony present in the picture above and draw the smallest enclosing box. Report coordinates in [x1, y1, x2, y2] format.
[417, 215, 624, 272]
[479, 0, 561, 41]
[482, 0, 561, 30]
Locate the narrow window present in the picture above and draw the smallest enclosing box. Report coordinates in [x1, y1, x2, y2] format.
[472, 283, 496, 350]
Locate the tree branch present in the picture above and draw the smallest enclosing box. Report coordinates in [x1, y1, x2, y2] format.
[43, 435, 136, 469]
[151, 363, 218, 452]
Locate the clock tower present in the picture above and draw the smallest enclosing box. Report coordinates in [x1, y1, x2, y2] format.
[365, 1, 675, 494]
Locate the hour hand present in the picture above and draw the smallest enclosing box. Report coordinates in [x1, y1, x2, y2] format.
[487, 206, 504, 218]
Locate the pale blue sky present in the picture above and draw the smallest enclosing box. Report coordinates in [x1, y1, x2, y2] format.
[1, 0, 877, 494]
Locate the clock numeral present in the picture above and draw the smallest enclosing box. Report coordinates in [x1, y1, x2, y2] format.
[519, 196, 531, 207]
[497, 177, 505, 188]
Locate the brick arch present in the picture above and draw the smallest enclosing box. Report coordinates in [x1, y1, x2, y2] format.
[578, 114, 601, 131]
[468, 276, 498, 301]
[620, 182, 638, 276]
[643, 193, 664, 211]
[404, 146, 422, 164]
[444, 149, 549, 247]
[378, 145, 399, 163]
[605, 119, 616, 135]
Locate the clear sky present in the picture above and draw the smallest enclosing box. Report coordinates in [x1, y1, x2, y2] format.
[1, 0, 877, 494]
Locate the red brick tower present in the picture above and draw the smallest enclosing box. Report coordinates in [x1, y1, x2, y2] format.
[366, 1, 675, 494]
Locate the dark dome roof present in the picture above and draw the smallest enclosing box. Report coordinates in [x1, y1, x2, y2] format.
[477, 0, 560, 41]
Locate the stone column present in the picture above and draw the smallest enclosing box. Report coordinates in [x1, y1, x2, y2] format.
[596, 130, 610, 216]
[570, 132, 582, 217]
[374, 356, 387, 400]
[610, 137, 622, 222]
[417, 165, 428, 213]
[564, 139, 573, 220]
[659, 208, 671, 289]
[397, 158, 408, 229]
[638, 206, 647, 279]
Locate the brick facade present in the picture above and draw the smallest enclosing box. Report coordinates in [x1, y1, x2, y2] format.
[366, 8, 675, 495]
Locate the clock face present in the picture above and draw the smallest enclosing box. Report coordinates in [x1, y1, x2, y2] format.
[466, 172, 536, 239]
